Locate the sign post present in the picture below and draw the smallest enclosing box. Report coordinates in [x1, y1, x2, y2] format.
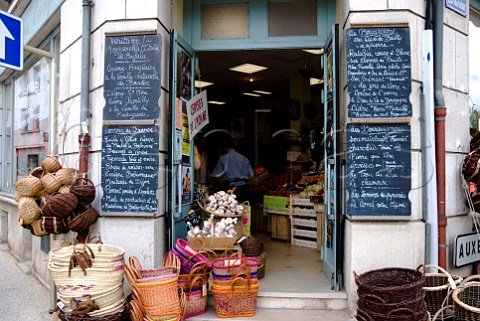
[0, 10, 23, 70]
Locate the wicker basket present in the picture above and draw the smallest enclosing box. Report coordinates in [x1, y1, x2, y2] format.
[35, 189, 51, 201]
[15, 175, 43, 197]
[355, 267, 426, 304]
[41, 216, 69, 234]
[422, 264, 463, 318]
[41, 173, 62, 193]
[238, 235, 264, 257]
[18, 197, 41, 225]
[42, 193, 78, 218]
[42, 155, 62, 173]
[55, 167, 77, 186]
[211, 276, 259, 318]
[30, 167, 44, 179]
[453, 275, 480, 321]
[68, 207, 99, 232]
[463, 150, 480, 183]
[71, 177, 96, 205]
[30, 219, 49, 237]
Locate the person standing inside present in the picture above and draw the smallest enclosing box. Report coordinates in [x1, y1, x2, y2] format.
[194, 135, 209, 187]
[211, 136, 253, 202]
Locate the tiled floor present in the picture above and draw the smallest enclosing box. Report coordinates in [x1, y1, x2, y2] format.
[252, 231, 332, 294]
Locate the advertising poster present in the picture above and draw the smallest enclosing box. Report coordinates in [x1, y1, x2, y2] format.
[182, 113, 190, 155]
[186, 90, 209, 139]
[182, 162, 192, 203]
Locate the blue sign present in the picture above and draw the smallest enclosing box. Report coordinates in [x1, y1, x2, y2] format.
[0, 10, 22, 70]
[445, 0, 467, 17]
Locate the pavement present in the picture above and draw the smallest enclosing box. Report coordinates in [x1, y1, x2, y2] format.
[0, 242, 354, 321]
[0, 243, 52, 321]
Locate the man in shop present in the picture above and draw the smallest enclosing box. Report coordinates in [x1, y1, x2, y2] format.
[211, 136, 253, 202]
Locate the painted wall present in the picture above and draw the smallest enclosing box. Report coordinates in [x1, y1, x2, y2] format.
[340, 0, 471, 316]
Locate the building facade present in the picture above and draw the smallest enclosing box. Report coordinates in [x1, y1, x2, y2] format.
[0, 0, 476, 315]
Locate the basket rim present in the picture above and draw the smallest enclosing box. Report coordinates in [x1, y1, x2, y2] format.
[453, 281, 480, 313]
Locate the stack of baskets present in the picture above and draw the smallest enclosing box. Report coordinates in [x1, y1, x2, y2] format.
[210, 256, 260, 318]
[178, 261, 210, 319]
[423, 264, 462, 321]
[15, 155, 98, 237]
[238, 235, 266, 279]
[172, 238, 212, 275]
[48, 244, 128, 320]
[125, 253, 183, 321]
[355, 267, 428, 321]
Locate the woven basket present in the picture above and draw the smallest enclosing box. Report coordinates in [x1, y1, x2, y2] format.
[238, 235, 264, 257]
[30, 219, 48, 237]
[71, 177, 96, 205]
[18, 197, 41, 225]
[68, 207, 99, 232]
[358, 292, 427, 315]
[463, 150, 480, 183]
[136, 276, 181, 317]
[173, 238, 211, 275]
[422, 264, 463, 318]
[56, 167, 77, 186]
[42, 155, 62, 173]
[41, 216, 69, 234]
[354, 267, 426, 304]
[183, 275, 208, 319]
[41, 173, 62, 193]
[42, 193, 78, 218]
[15, 175, 43, 197]
[453, 275, 480, 321]
[35, 189, 51, 201]
[30, 167, 44, 179]
[211, 276, 259, 318]
[211, 257, 259, 278]
[58, 186, 71, 194]
[356, 306, 429, 321]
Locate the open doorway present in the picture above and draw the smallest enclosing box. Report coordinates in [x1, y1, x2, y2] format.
[194, 48, 331, 293]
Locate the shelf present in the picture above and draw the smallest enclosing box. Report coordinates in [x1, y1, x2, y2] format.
[291, 238, 317, 249]
[290, 197, 314, 207]
[292, 228, 317, 239]
[292, 217, 317, 228]
[291, 207, 317, 218]
[264, 209, 289, 216]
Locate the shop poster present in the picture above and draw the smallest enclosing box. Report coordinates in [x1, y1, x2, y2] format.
[182, 162, 192, 203]
[186, 90, 209, 139]
[182, 113, 190, 156]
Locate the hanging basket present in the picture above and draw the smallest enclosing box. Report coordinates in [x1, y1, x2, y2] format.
[462, 150, 480, 183]
[18, 197, 41, 225]
[30, 219, 48, 237]
[15, 175, 43, 197]
[41, 155, 62, 173]
[55, 168, 77, 186]
[42, 193, 78, 218]
[68, 207, 99, 232]
[41, 173, 62, 194]
[71, 178, 96, 205]
[30, 167, 44, 179]
[41, 216, 69, 234]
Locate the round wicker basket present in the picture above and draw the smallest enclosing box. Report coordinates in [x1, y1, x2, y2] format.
[30, 167, 44, 179]
[55, 168, 77, 186]
[41, 155, 62, 173]
[42, 193, 78, 218]
[18, 197, 41, 225]
[15, 175, 43, 197]
[41, 173, 62, 193]
[71, 178, 96, 205]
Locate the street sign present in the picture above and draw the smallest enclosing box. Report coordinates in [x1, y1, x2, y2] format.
[445, 0, 467, 17]
[455, 232, 480, 267]
[0, 10, 22, 70]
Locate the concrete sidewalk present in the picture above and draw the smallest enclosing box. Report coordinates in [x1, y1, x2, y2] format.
[0, 243, 51, 321]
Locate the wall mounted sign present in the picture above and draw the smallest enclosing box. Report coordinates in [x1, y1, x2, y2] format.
[445, 0, 467, 17]
[455, 232, 480, 267]
[346, 27, 412, 118]
[346, 124, 411, 216]
[103, 34, 161, 120]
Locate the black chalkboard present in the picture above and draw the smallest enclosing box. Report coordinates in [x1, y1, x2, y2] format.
[101, 125, 159, 212]
[346, 27, 411, 118]
[103, 35, 161, 120]
[346, 124, 411, 216]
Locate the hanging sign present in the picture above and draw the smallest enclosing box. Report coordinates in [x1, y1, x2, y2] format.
[186, 90, 209, 139]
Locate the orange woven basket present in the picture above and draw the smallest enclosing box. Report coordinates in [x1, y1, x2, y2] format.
[136, 276, 181, 317]
[211, 276, 259, 318]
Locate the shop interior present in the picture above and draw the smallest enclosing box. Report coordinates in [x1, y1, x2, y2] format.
[193, 49, 330, 293]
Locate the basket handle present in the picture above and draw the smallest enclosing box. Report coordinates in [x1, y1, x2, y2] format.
[163, 250, 180, 275]
[431, 305, 454, 321]
[387, 307, 415, 317]
[188, 274, 207, 293]
[74, 177, 95, 187]
[186, 261, 209, 282]
[359, 293, 387, 304]
[421, 264, 458, 290]
[188, 236, 207, 252]
[458, 274, 480, 287]
[229, 275, 252, 291]
[353, 271, 362, 286]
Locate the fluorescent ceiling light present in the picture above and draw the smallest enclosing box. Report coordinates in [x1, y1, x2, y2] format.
[253, 90, 272, 95]
[208, 101, 226, 105]
[310, 77, 324, 86]
[303, 49, 324, 55]
[195, 80, 214, 88]
[243, 92, 261, 97]
[229, 63, 267, 74]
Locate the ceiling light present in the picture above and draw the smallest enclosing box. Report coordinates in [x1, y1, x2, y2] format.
[229, 63, 267, 74]
[253, 90, 272, 95]
[310, 77, 324, 86]
[208, 101, 226, 105]
[195, 80, 214, 88]
[303, 49, 324, 55]
[243, 92, 261, 97]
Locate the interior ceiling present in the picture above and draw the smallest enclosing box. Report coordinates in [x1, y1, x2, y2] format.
[196, 49, 324, 107]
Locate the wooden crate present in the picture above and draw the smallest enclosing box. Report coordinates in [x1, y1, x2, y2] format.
[270, 213, 290, 241]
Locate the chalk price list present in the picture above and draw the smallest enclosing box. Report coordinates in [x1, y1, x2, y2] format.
[101, 125, 159, 212]
[346, 27, 412, 118]
[346, 124, 411, 215]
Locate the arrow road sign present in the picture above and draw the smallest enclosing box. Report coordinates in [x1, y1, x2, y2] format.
[0, 10, 22, 70]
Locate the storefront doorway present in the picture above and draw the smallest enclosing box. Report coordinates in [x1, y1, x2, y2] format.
[169, 29, 342, 293]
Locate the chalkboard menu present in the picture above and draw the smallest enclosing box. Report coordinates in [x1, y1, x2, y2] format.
[103, 35, 161, 120]
[346, 27, 411, 118]
[346, 124, 411, 216]
[101, 125, 159, 213]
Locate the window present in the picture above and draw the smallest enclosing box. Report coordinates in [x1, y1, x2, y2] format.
[470, 13, 480, 135]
